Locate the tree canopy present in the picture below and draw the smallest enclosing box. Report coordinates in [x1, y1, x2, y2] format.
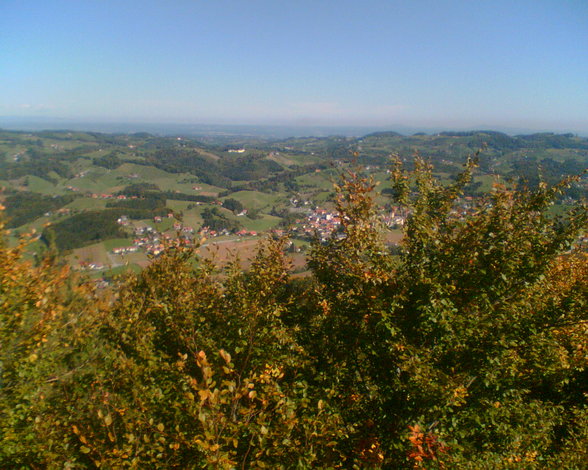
[1, 158, 587, 468]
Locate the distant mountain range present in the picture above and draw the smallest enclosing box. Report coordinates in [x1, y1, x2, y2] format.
[1, 116, 586, 139]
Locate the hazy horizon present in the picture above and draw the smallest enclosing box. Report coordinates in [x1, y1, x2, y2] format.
[3, 115, 587, 139]
[3, 1, 587, 133]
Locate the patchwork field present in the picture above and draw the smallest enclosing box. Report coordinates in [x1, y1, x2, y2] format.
[1, 128, 585, 281]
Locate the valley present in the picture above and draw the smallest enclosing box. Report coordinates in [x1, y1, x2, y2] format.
[1, 128, 586, 280]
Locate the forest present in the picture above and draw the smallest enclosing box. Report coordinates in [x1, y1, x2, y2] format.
[1, 157, 586, 468]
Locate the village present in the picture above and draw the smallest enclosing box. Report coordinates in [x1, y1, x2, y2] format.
[108, 211, 260, 261]
[108, 203, 412, 262]
[73, 192, 500, 276]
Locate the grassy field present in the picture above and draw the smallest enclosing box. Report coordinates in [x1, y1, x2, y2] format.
[199, 237, 262, 269]
[282, 152, 323, 165]
[68, 167, 124, 193]
[114, 164, 218, 193]
[186, 182, 224, 196]
[112, 251, 150, 268]
[11, 214, 55, 236]
[178, 212, 204, 231]
[103, 238, 134, 250]
[81, 149, 109, 159]
[266, 153, 297, 166]
[199, 237, 308, 275]
[226, 190, 282, 210]
[154, 217, 175, 231]
[69, 242, 114, 267]
[310, 191, 334, 204]
[26, 176, 63, 195]
[296, 172, 334, 190]
[65, 197, 108, 210]
[166, 200, 194, 212]
[103, 263, 142, 279]
[239, 214, 281, 232]
[475, 174, 497, 192]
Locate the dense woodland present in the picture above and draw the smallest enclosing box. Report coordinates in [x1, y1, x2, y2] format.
[1, 155, 587, 468]
[3, 192, 77, 228]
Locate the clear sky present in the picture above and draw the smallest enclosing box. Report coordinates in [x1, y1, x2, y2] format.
[2, 0, 587, 132]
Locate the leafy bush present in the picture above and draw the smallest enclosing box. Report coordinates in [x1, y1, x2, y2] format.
[1, 158, 586, 468]
[222, 198, 244, 213]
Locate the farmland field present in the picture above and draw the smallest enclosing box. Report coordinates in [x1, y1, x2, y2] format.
[0, 128, 585, 281]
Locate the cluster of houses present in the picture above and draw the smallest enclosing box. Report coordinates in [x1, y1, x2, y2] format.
[152, 213, 175, 223]
[131, 225, 171, 256]
[382, 207, 409, 228]
[290, 209, 342, 241]
[286, 206, 410, 242]
[44, 207, 71, 217]
[200, 227, 231, 238]
[111, 207, 267, 260]
[173, 222, 195, 233]
[109, 199, 410, 263]
[79, 262, 104, 271]
[112, 219, 169, 256]
[116, 215, 130, 226]
[111, 246, 138, 255]
[113, 217, 260, 259]
[199, 227, 258, 238]
[289, 197, 311, 207]
[132, 234, 165, 256]
[236, 229, 258, 237]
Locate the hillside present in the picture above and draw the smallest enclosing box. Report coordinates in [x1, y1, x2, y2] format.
[1, 128, 586, 277]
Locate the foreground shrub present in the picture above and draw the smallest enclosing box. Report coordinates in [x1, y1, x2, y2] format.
[1, 159, 586, 468]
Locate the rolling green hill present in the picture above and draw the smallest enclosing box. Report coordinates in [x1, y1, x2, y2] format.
[1, 128, 585, 272]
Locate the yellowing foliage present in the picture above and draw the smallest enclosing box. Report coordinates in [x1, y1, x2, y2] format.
[1, 159, 586, 468]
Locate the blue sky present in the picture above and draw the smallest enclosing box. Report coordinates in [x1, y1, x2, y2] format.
[2, 0, 587, 132]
